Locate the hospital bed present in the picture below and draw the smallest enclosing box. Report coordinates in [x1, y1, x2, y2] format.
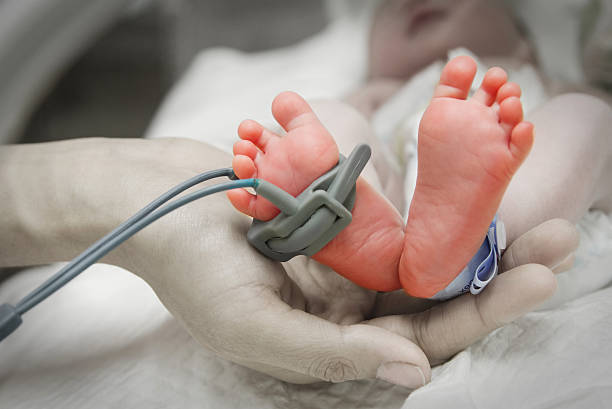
[1, 0, 612, 407]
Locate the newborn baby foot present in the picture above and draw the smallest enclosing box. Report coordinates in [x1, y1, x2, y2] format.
[400, 55, 534, 298]
[227, 92, 340, 221]
[228, 91, 405, 291]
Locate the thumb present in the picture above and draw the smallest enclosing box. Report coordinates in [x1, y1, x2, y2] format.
[228, 291, 430, 388]
[367, 263, 557, 365]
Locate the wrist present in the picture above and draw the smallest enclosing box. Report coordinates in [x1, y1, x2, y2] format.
[0, 138, 208, 267]
[1, 139, 122, 265]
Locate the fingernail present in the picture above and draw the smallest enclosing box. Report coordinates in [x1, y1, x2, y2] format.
[376, 362, 426, 389]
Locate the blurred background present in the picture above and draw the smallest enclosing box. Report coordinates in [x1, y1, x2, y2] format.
[1, 0, 326, 144]
[0, 0, 610, 145]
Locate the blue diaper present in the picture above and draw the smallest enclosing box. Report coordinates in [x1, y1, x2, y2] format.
[429, 216, 506, 301]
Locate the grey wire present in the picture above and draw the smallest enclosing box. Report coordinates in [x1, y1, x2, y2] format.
[16, 177, 256, 314]
[15, 173, 252, 315]
[17, 168, 234, 308]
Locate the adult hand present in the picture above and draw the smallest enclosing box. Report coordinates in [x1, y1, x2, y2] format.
[368, 218, 579, 370]
[0, 138, 579, 389]
[112, 139, 579, 388]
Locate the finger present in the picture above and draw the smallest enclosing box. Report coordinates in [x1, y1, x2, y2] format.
[372, 290, 437, 317]
[229, 356, 319, 384]
[367, 263, 556, 365]
[501, 218, 579, 272]
[221, 289, 431, 388]
[374, 219, 579, 318]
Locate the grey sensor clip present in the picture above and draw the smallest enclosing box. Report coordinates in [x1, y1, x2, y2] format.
[248, 144, 371, 261]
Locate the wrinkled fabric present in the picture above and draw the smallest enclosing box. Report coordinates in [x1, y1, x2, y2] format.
[2, 212, 611, 409]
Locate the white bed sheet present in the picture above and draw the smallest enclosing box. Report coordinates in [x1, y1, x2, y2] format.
[3, 2, 612, 407]
[2, 216, 612, 409]
[0, 264, 411, 409]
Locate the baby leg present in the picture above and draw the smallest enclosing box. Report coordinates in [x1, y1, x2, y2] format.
[309, 99, 406, 213]
[499, 93, 612, 242]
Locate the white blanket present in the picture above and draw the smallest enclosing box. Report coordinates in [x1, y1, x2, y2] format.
[3, 2, 612, 407]
[2, 215, 612, 409]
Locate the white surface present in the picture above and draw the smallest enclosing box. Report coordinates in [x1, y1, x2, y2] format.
[146, 17, 370, 149]
[510, 0, 590, 84]
[406, 283, 612, 408]
[143, 28, 612, 402]
[0, 264, 410, 409]
[2, 214, 611, 409]
[3, 3, 612, 408]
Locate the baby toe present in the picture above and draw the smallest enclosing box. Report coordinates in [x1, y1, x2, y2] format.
[433, 55, 477, 100]
[226, 188, 257, 217]
[233, 140, 259, 160]
[472, 67, 508, 106]
[499, 96, 524, 134]
[496, 82, 522, 103]
[509, 121, 534, 164]
[271, 91, 321, 133]
[238, 119, 273, 151]
[232, 154, 257, 179]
